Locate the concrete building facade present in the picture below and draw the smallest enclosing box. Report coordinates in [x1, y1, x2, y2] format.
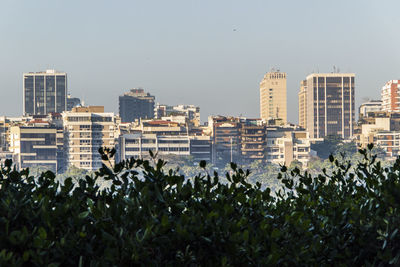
[63, 106, 116, 170]
[240, 119, 266, 162]
[9, 124, 57, 172]
[119, 134, 212, 163]
[260, 70, 287, 124]
[119, 89, 155, 123]
[305, 73, 355, 139]
[155, 104, 200, 126]
[265, 127, 311, 166]
[298, 80, 307, 128]
[23, 70, 67, 116]
[359, 100, 382, 119]
[381, 80, 400, 113]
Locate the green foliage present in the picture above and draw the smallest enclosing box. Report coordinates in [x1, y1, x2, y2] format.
[2, 146, 400, 265]
[311, 135, 359, 159]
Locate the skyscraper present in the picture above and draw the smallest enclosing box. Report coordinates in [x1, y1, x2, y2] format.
[303, 73, 355, 139]
[381, 80, 400, 113]
[260, 70, 287, 124]
[298, 80, 307, 128]
[23, 70, 67, 115]
[119, 88, 155, 123]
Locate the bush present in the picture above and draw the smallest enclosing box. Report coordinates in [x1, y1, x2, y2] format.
[1, 146, 400, 265]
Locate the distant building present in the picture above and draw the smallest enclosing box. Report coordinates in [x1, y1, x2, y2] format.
[265, 126, 310, 166]
[9, 123, 57, 172]
[118, 118, 212, 163]
[304, 73, 355, 139]
[0, 117, 10, 151]
[119, 89, 155, 123]
[67, 94, 81, 111]
[155, 104, 200, 126]
[355, 111, 400, 148]
[210, 116, 241, 165]
[381, 80, 400, 113]
[359, 100, 382, 118]
[119, 134, 212, 163]
[240, 119, 266, 162]
[63, 106, 116, 170]
[23, 70, 67, 116]
[260, 70, 287, 124]
[139, 120, 188, 136]
[375, 131, 400, 159]
[298, 80, 307, 128]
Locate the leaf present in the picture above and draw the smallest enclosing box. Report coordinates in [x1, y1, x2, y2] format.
[161, 215, 169, 227]
[391, 228, 399, 240]
[38, 227, 47, 240]
[199, 160, 206, 168]
[78, 211, 90, 219]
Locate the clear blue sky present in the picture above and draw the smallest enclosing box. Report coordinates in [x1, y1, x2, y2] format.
[1, 0, 399, 123]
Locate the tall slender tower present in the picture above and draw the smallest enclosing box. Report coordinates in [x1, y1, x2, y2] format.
[260, 70, 287, 124]
[305, 73, 355, 139]
[298, 80, 307, 128]
[23, 69, 67, 116]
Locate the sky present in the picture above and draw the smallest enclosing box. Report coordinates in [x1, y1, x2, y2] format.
[0, 0, 399, 123]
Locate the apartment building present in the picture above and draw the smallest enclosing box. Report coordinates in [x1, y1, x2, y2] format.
[303, 73, 355, 139]
[356, 111, 400, 148]
[265, 127, 311, 166]
[381, 80, 400, 113]
[9, 123, 57, 172]
[260, 70, 287, 124]
[63, 106, 116, 171]
[240, 119, 266, 162]
[210, 116, 241, 165]
[375, 131, 400, 158]
[155, 104, 200, 126]
[23, 69, 67, 116]
[359, 100, 382, 119]
[118, 133, 212, 163]
[0, 117, 10, 151]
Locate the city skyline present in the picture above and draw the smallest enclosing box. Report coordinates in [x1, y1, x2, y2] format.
[1, 1, 400, 122]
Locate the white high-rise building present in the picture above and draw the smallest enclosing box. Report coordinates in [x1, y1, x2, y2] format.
[63, 106, 116, 170]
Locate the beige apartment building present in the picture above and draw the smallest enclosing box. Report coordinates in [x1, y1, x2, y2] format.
[260, 70, 287, 124]
[298, 80, 307, 128]
[63, 106, 116, 170]
[265, 126, 311, 166]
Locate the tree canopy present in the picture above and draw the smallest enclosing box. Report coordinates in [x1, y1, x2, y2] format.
[1, 146, 400, 265]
